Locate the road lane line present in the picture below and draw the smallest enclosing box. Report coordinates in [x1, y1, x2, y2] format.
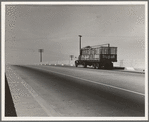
[34, 67, 145, 96]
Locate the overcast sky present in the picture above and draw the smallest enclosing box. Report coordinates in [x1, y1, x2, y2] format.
[5, 4, 146, 67]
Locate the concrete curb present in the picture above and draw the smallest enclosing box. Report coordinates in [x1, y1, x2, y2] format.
[5, 75, 17, 116]
[5, 66, 49, 117]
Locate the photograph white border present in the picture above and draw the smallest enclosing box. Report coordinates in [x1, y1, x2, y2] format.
[1, 1, 148, 121]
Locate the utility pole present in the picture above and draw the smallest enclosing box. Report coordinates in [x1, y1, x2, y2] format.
[38, 49, 44, 62]
[70, 55, 74, 60]
[79, 35, 82, 55]
[69, 55, 74, 65]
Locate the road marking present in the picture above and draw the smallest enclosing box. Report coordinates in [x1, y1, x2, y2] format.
[33, 67, 145, 96]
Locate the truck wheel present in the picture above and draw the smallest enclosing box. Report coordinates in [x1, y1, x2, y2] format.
[104, 63, 109, 69]
[105, 63, 113, 69]
[75, 62, 78, 67]
[96, 63, 101, 69]
[109, 63, 113, 69]
[83, 63, 87, 68]
[93, 63, 96, 69]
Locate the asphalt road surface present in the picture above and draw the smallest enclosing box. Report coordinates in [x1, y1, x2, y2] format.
[9, 65, 145, 117]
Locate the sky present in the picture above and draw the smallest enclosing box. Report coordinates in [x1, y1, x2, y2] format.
[5, 3, 146, 68]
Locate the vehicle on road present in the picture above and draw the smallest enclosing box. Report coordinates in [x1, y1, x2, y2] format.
[75, 44, 117, 69]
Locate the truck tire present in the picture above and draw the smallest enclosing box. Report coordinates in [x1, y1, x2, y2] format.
[105, 63, 113, 69]
[104, 63, 109, 69]
[75, 61, 78, 67]
[109, 63, 113, 69]
[96, 63, 101, 69]
[83, 62, 87, 68]
[93, 63, 96, 69]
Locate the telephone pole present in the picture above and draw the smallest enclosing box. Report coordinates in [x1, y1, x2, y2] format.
[70, 55, 74, 60]
[38, 49, 44, 62]
[79, 35, 82, 55]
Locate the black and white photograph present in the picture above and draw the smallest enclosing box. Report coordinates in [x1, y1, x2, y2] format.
[1, 1, 148, 121]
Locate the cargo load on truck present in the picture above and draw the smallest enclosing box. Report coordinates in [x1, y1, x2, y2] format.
[75, 44, 117, 69]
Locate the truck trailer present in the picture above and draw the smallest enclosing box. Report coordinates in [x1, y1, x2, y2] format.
[75, 44, 117, 69]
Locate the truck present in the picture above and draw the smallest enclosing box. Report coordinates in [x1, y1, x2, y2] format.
[75, 44, 117, 69]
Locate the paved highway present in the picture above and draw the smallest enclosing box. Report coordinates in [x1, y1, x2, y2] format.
[8, 65, 145, 117]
